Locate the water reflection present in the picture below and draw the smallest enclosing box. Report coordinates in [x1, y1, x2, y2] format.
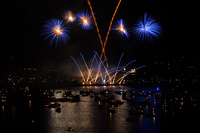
[12, 105, 16, 121]
[153, 117, 155, 124]
[0, 86, 165, 133]
[29, 100, 31, 110]
[2, 106, 4, 113]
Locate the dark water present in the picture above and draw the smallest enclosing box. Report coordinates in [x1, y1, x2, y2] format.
[0, 86, 199, 133]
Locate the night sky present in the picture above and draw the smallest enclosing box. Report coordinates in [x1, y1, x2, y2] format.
[2, 0, 196, 69]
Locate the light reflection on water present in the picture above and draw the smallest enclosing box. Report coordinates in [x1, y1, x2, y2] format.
[37, 86, 161, 133]
[1, 86, 163, 133]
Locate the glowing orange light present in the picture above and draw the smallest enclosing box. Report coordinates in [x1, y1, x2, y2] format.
[57, 29, 61, 33]
[131, 69, 135, 73]
[81, 17, 89, 25]
[65, 11, 75, 22]
[120, 24, 125, 33]
[83, 19, 88, 24]
[53, 26, 63, 35]
[68, 16, 73, 21]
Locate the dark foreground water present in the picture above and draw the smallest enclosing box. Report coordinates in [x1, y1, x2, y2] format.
[0, 86, 199, 133]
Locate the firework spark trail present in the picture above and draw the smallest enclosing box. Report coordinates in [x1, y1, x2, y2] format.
[95, 67, 119, 81]
[117, 71, 130, 84]
[135, 65, 146, 70]
[87, 68, 95, 83]
[100, 0, 122, 65]
[87, 0, 104, 50]
[87, 53, 97, 81]
[116, 59, 136, 73]
[93, 50, 104, 82]
[96, 68, 122, 83]
[94, 51, 111, 81]
[80, 53, 91, 82]
[95, 67, 122, 83]
[93, 51, 119, 83]
[93, 54, 105, 83]
[92, 51, 105, 82]
[71, 52, 145, 84]
[117, 65, 146, 84]
[87, 0, 108, 81]
[87, 0, 122, 82]
[112, 52, 124, 83]
[107, 59, 136, 84]
[87, 0, 122, 66]
[71, 56, 86, 82]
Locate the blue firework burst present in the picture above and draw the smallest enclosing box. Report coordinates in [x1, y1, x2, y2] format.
[132, 12, 162, 42]
[42, 18, 70, 47]
[63, 10, 76, 23]
[112, 19, 129, 39]
[76, 10, 93, 30]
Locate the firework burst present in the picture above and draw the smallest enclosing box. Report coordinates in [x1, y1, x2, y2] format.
[63, 10, 76, 23]
[112, 19, 129, 38]
[42, 18, 70, 47]
[77, 10, 93, 30]
[132, 12, 162, 42]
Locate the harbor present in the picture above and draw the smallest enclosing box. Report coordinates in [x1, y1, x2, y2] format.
[1, 85, 199, 133]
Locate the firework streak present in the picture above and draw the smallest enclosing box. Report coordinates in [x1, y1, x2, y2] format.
[87, 0, 122, 66]
[71, 51, 145, 85]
